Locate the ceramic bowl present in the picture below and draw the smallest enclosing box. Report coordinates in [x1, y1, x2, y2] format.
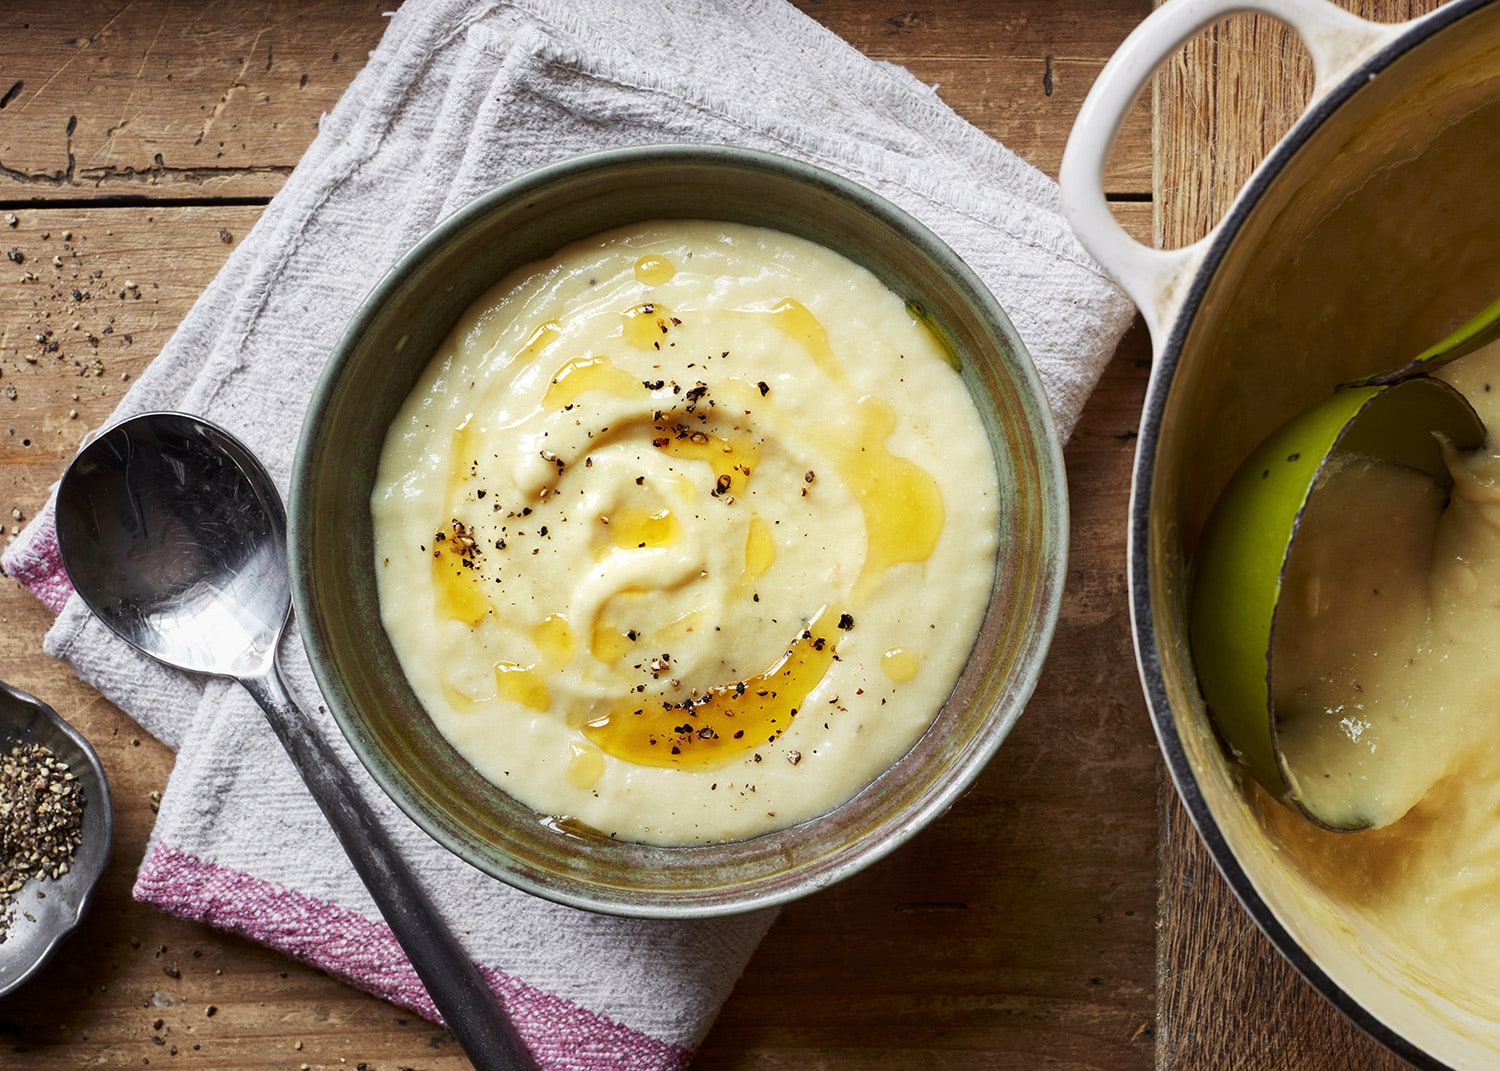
[290, 144, 1065, 918]
[0, 680, 112, 997]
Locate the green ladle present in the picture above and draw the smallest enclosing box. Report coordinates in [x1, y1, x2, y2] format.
[1188, 296, 1500, 830]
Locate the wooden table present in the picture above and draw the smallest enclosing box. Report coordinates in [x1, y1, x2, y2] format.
[0, 2, 1435, 1068]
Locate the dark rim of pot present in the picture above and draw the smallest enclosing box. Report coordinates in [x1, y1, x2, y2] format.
[1132, 2, 1496, 1068]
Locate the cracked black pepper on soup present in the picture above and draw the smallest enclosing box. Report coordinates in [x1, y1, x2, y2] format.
[372, 220, 1000, 846]
[1, 741, 86, 941]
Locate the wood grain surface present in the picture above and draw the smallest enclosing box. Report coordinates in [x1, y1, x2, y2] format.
[0, 0, 1442, 1069]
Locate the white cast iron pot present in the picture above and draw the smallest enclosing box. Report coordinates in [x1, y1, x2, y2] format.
[1062, 0, 1500, 1067]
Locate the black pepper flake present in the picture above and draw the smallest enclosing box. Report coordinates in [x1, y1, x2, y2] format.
[0, 741, 86, 943]
[837, 613, 855, 631]
[757, 381, 770, 396]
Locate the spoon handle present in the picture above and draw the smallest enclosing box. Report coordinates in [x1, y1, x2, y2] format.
[239, 662, 539, 1071]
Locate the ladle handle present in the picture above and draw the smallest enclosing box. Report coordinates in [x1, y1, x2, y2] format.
[240, 662, 538, 1071]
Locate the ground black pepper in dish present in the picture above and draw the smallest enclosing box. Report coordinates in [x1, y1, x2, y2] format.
[0, 741, 86, 942]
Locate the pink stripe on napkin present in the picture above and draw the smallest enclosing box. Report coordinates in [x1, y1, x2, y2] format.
[135, 841, 692, 1071]
[2, 505, 72, 612]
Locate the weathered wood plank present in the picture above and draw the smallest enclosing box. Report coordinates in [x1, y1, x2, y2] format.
[1153, 0, 1440, 247]
[0, 1, 388, 201]
[789, 0, 1154, 188]
[0, 1, 1152, 205]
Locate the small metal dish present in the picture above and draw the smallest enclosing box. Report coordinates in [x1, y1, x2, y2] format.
[0, 680, 113, 998]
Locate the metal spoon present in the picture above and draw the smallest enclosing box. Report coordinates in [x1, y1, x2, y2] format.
[53, 412, 537, 1071]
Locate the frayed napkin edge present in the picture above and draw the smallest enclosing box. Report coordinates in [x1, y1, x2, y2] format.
[134, 839, 699, 1070]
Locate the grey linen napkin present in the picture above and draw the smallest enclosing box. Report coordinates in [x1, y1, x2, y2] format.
[2, 0, 1135, 1067]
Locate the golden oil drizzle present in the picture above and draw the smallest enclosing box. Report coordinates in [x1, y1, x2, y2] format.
[605, 505, 679, 550]
[836, 396, 944, 584]
[532, 613, 575, 667]
[758, 298, 843, 384]
[634, 254, 676, 286]
[440, 671, 496, 714]
[658, 606, 710, 645]
[543, 354, 643, 410]
[623, 302, 676, 349]
[582, 606, 843, 770]
[729, 513, 776, 599]
[520, 319, 563, 362]
[495, 661, 550, 711]
[650, 415, 759, 496]
[743, 514, 775, 579]
[880, 646, 919, 683]
[590, 622, 636, 664]
[444, 418, 481, 511]
[432, 524, 489, 627]
[566, 741, 607, 789]
[433, 415, 494, 626]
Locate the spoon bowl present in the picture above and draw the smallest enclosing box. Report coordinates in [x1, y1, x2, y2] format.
[53, 412, 535, 1071]
[55, 415, 287, 677]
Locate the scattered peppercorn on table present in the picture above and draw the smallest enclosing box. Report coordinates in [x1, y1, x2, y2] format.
[0, 2, 1428, 1069]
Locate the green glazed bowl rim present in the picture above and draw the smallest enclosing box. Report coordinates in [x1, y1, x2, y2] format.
[289, 143, 1067, 918]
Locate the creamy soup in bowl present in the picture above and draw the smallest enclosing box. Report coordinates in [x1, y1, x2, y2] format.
[371, 220, 999, 846]
[291, 145, 1065, 916]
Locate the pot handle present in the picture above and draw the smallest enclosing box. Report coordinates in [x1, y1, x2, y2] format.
[1059, 0, 1404, 345]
